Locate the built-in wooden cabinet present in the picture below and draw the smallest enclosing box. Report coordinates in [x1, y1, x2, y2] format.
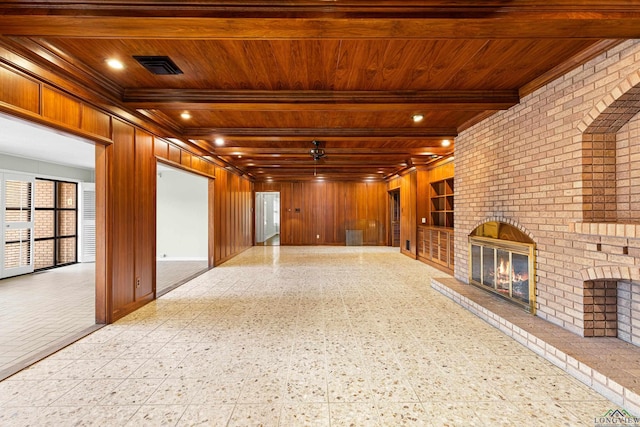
[430, 178, 454, 228]
[417, 225, 454, 273]
[414, 160, 454, 273]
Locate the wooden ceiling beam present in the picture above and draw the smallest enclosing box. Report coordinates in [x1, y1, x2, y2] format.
[184, 127, 458, 138]
[2, 14, 640, 39]
[124, 89, 519, 111]
[213, 147, 451, 155]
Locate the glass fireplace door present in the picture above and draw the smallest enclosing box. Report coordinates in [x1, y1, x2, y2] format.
[469, 235, 535, 313]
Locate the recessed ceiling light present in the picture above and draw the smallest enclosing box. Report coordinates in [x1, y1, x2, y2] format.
[237, 155, 242, 159]
[106, 58, 124, 70]
[214, 137, 224, 146]
[412, 114, 424, 123]
[442, 139, 451, 147]
[180, 112, 191, 120]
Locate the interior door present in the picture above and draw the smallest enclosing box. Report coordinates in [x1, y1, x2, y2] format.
[1, 173, 35, 278]
[389, 190, 400, 247]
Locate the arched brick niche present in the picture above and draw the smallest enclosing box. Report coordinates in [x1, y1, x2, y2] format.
[469, 216, 536, 242]
[580, 266, 640, 345]
[579, 71, 640, 222]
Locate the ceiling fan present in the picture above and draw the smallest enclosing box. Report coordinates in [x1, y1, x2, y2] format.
[309, 140, 326, 176]
[309, 140, 326, 161]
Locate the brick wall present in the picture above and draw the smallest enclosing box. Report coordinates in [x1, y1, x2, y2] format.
[618, 280, 640, 346]
[455, 39, 640, 336]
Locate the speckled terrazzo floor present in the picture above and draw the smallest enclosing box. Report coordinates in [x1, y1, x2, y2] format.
[0, 246, 625, 426]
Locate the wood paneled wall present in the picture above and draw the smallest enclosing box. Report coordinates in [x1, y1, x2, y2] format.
[0, 54, 253, 323]
[388, 160, 454, 261]
[255, 181, 387, 245]
[213, 167, 253, 264]
[388, 170, 417, 258]
[108, 120, 156, 320]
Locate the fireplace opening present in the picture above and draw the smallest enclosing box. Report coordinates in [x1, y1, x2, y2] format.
[469, 221, 535, 313]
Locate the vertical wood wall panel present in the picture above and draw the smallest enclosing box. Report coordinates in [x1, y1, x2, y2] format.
[208, 178, 215, 268]
[94, 143, 111, 323]
[110, 119, 136, 314]
[400, 171, 417, 258]
[81, 104, 111, 139]
[134, 129, 155, 302]
[0, 65, 40, 114]
[41, 87, 81, 128]
[212, 167, 252, 265]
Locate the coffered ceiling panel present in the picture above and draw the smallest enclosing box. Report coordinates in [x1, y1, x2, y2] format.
[1, 1, 639, 181]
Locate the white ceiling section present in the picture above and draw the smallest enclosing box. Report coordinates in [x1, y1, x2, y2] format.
[0, 113, 95, 170]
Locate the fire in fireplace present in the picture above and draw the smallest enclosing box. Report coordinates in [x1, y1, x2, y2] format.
[469, 222, 536, 313]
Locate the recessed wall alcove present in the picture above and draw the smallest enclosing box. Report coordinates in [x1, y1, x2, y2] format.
[579, 70, 640, 225]
[580, 265, 640, 347]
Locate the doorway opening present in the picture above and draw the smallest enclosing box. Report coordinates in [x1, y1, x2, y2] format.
[0, 113, 97, 380]
[255, 192, 280, 246]
[389, 189, 400, 247]
[156, 163, 209, 295]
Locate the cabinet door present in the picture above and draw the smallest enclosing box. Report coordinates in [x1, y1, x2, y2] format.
[417, 228, 424, 257]
[438, 230, 448, 264]
[448, 231, 455, 268]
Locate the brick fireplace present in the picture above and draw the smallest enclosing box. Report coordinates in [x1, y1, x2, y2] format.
[454, 40, 640, 345]
[468, 221, 536, 313]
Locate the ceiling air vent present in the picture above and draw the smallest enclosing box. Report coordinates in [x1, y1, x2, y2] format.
[133, 55, 183, 75]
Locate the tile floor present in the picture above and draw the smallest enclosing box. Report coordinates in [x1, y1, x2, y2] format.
[156, 260, 209, 295]
[0, 246, 626, 426]
[0, 263, 96, 378]
[0, 260, 209, 381]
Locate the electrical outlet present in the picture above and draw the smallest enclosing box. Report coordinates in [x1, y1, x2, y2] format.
[421, 217, 426, 224]
[136, 277, 141, 288]
[316, 234, 320, 239]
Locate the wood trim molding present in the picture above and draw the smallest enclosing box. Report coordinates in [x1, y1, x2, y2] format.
[156, 157, 217, 180]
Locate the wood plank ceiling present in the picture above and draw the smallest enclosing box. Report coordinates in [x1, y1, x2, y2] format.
[1, 1, 639, 181]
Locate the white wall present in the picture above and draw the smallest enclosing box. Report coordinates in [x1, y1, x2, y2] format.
[0, 153, 94, 182]
[255, 192, 279, 243]
[156, 165, 208, 260]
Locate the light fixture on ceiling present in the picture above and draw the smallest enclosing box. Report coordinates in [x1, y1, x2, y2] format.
[309, 140, 327, 177]
[106, 58, 124, 70]
[442, 139, 451, 147]
[309, 140, 326, 161]
[180, 112, 191, 120]
[412, 114, 424, 123]
[214, 137, 225, 146]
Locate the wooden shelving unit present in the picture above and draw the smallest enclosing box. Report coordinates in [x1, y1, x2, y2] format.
[417, 175, 454, 274]
[430, 178, 454, 228]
